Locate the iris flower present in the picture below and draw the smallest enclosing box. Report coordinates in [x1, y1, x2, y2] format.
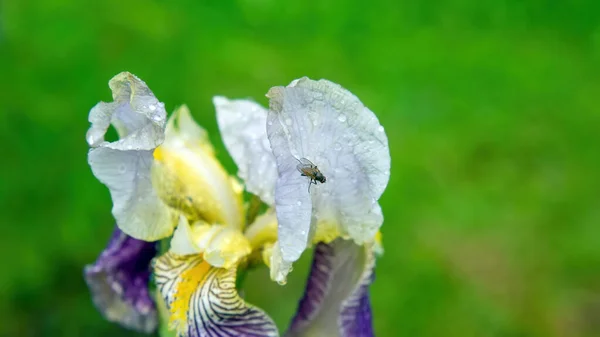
[84, 73, 390, 337]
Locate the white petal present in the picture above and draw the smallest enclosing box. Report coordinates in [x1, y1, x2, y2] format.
[86, 73, 175, 242]
[88, 148, 176, 241]
[87, 72, 166, 150]
[214, 96, 278, 205]
[267, 108, 312, 263]
[266, 78, 390, 250]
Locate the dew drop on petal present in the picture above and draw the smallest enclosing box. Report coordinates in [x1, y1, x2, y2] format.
[268, 120, 273, 126]
[338, 114, 347, 122]
[149, 104, 156, 111]
[297, 200, 302, 206]
[378, 126, 385, 132]
[111, 281, 123, 294]
[86, 133, 96, 146]
[334, 142, 342, 151]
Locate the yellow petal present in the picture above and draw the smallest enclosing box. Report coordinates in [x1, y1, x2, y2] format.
[195, 222, 252, 269]
[151, 105, 245, 228]
[261, 242, 275, 269]
[169, 217, 252, 269]
[312, 220, 343, 245]
[154, 252, 279, 337]
[244, 210, 278, 250]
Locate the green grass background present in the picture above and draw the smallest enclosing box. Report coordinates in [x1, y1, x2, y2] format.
[1, 1, 599, 336]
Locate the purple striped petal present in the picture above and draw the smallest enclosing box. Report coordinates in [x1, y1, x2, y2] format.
[154, 252, 280, 337]
[339, 267, 375, 337]
[84, 226, 158, 333]
[287, 239, 375, 337]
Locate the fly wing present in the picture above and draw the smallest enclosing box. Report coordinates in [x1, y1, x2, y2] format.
[296, 157, 315, 173]
[298, 157, 314, 166]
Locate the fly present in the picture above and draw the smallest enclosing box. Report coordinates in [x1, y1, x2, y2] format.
[296, 157, 326, 192]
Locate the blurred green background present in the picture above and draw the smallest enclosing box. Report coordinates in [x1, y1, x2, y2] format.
[1, 1, 599, 336]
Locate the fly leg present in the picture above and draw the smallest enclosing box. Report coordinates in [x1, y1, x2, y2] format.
[307, 178, 317, 193]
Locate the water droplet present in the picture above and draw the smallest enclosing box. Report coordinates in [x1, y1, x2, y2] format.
[149, 104, 156, 111]
[126, 145, 133, 150]
[334, 142, 342, 151]
[297, 200, 302, 206]
[285, 118, 293, 126]
[300, 230, 306, 235]
[277, 280, 287, 286]
[268, 120, 273, 126]
[340, 100, 345, 104]
[152, 114, 162, 121]
[86, 133, 96, 145]
[111, 281, 123, 294]
[378, 126, 384, 132]
[338, 114, 347, 122]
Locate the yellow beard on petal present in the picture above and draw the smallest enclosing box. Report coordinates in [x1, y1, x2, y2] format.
[312, 220, 342, 244]
[169, 260, 211, 333]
